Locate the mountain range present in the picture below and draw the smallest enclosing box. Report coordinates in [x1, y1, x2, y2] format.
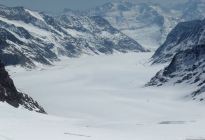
[64, 0, 205, 50]
[1, 1, 205, 139]
[0, 0, 204, 68]
[1, 0, 205, 110]
[0, 4, 145, 68]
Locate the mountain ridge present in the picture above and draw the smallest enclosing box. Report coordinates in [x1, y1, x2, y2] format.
[152, 19, 205, 64]
[63, 0, 205, 50]
[0, 4, 146, 68]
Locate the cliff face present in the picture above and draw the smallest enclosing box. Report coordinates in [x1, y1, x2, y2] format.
[0, 61, 46, 113]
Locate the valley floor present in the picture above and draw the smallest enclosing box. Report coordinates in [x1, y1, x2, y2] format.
[1, 52, 205, 140]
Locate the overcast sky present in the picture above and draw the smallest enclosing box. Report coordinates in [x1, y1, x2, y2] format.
[0, 0, 188, 13]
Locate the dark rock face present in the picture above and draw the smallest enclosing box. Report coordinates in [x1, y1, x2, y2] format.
[147, 45, 205, 100]
[152, 19, 205, 64]
[0, 61, 46, 113]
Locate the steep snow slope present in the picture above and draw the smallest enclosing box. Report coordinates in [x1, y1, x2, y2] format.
[0, 5, 145, 68]
[3, 52, 205, 140]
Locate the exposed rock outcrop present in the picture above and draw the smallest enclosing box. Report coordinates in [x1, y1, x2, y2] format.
[0, 61, 46, 113]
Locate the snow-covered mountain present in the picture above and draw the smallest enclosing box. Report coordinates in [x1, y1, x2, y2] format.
[147, 18, 205, 100]
[81, 1, 177, 50]
[152, 19, 205, 64]
[147, 45, 205, 101]
[1, 0, 205, 68]
[0, 5, 145, 68]
[63, 0, 205, 50]
[0, 60, 45, 113]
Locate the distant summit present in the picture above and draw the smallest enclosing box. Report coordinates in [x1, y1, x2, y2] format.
[75, 0, 205, 50]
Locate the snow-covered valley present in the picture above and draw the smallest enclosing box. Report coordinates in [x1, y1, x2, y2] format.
[1, 52, 205, 140]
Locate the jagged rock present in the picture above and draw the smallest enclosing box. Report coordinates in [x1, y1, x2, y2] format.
[0, 61, 46, 113]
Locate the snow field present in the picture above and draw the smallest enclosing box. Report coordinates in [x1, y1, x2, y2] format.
[2, 52, 205, 140]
